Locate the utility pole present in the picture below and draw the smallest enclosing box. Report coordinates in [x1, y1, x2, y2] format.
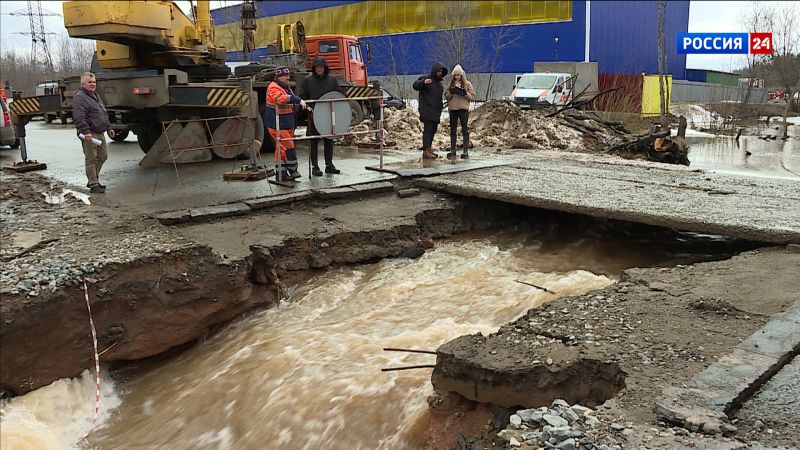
[4, 1, 59, 76]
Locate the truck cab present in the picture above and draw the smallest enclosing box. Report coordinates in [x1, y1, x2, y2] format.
[305, 35, 368, 87]
[510, 72, 574, 109]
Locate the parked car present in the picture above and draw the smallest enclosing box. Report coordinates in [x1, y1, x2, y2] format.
[381, 87, 406, 109]
[510, 72, 574, 109]
[0, 97, 20, 149]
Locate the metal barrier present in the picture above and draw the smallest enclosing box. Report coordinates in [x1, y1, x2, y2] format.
[273, 94, 384, 186]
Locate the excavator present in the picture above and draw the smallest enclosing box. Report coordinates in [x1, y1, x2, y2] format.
[60, 0, 262, 163]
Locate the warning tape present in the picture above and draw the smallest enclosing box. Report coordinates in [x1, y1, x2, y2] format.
[76, 278, 101, 444]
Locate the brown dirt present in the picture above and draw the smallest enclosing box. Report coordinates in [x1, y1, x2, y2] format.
[431, 245, 800, 426]
[340, 101, 624, 154]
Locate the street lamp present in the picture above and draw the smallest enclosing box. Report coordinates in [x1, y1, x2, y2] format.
[554, 36, 560, 61]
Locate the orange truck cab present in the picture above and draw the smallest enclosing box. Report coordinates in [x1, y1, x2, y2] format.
[305, 35, 368, 87]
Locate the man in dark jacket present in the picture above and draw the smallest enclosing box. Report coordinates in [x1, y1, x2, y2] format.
[412, 62, 448, 159]
[72, 72, 114, 193]
[298, 57, 341, 176]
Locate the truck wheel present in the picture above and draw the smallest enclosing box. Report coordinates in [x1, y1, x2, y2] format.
[60, 113, 68, 124]
[44, 114, 53, 124]
[349, 100, 364, 125]
[136, 122, 162, 153]
[10, 139, 20, 149]
[111, 130, 129, 142]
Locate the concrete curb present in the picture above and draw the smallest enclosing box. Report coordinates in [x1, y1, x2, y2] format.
[654, 300, 800, 434]
[154, 180, 395, 225]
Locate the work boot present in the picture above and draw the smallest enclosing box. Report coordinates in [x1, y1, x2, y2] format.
[422, 148, 438, 159]
[312, 166, 323, 176]
[89, 184, 106, 194]
[325, 165, 341, 174]
[289, 169, 302, 179]
[87, 182, 107, 188]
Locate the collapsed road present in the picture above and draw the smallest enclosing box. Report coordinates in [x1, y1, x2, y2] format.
[1, 103, 799, 449]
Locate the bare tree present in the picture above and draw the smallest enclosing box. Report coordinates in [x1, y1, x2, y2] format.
[423, 1, 488, 75]
[739, 1, 772, 105]
[482, 27, 523, 100]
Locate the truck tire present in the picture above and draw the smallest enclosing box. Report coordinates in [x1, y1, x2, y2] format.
[235, 63, 269, 78]
[349, 100, 364, 125]
[110, 130, 129, 142]
[10, 138, 20, 149]
[44, 114, 53, 124]
[136, 122, 162, 153]
[60, 113, 68, 124]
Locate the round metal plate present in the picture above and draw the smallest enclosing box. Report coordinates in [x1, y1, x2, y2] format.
[212, 117, 256, 159]
[312, 91, 352, 136]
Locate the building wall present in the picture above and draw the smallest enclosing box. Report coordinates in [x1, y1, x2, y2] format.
[212, 0, 689, 79]
[589, 0, 688, 76]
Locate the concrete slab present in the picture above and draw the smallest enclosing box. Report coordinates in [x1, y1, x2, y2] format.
[244, 192, 313, 210]
[417, 155, 800, 244]
[366, 153, 513, 177]
[349, 180, 394, 193]
[313, 186, 357, 199]
[189, 202, 251, 221]
[655, 300, 800, 433]
[155, 209, 192, 225]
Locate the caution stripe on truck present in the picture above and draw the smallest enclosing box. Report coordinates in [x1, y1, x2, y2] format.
[206, 88, 249, 107]
[344, 86, 378, 99]
[9, 97, 41, 115]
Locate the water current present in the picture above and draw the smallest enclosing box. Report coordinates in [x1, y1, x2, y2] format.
[0, 225, 745, 450]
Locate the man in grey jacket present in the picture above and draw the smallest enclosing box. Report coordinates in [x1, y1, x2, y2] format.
[73, 72, 114, 194]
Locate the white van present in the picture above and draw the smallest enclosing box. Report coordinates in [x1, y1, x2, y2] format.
[510, 72, 574, 109]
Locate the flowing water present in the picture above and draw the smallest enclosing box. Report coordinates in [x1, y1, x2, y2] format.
[0, 225, 746, 450]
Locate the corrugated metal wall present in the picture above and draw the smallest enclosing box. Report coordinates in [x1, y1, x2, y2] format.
[589, 0, 688, 77]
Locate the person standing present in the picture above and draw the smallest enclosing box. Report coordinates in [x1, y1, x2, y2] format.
[413, 62, 448, 159]
[445, 64, 475, 159]
[298, 57, 341, 176]
[72, 72, 114, 194]
[266, 66, 309, 182]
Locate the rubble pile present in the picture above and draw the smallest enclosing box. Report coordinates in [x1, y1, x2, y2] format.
[341, 100, 623, 153]
[499, 399, 622, 450]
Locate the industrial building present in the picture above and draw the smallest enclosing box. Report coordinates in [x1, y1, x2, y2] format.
[212, 1, 690, 100]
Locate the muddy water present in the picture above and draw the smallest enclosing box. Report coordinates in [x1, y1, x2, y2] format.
[688, 118, 799, 179]
[1, 227, 742, 450]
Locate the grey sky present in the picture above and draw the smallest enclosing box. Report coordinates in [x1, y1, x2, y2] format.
[0, 1, 782, 73]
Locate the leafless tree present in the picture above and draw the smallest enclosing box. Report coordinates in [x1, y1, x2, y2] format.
[482, 27, 523, 100]
[423, 1, 488, 75]
[739, 1, 772, 105]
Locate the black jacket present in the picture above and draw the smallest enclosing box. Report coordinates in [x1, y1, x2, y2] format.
[72, 88, 110, 135]
[412, 62, 448, 122]
[298, 57, 341, 101]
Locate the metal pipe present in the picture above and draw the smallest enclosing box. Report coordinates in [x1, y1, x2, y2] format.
[305, 96, 381, 104]
[381, 365, 435, 372]
[292, 129, 379, 142]
[378, 100, 384, 169]
[382, 347, 437, 355]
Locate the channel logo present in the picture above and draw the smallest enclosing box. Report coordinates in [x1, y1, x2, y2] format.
[677, 32, 773, 54]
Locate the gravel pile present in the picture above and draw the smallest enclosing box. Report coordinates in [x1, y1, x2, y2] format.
[500, 399, 621, 450]
[0, 173, 193, 302]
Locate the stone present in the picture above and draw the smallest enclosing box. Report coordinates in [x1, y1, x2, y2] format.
[517, 408, 535, 422]
[552, 399, 571, 409]
[154, 209, 191, 225]
[510, 414, 523, 427]
[508, 437, 521, 447]
[244, 191, 312, 210]
[610, 423, 625, 432]
[530, 411, 545, 423]
[557, 438, 576, 450]
[314, 186, 357, 199]
[189, 203, 250, 221]
[522, 431, 541, 442]
[399, 244, 425, 259]
[397, 187, 421, 198]
[544, 414, 569, 428]
[585, 416, 600, 427]
[753, 419, 765, 429]
[571, 405, 593, 416]
[549, 426, 573, 440]
[562, 408, 581, 423]
[622, 428, 635, 436]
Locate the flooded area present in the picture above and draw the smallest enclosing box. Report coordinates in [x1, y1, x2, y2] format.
[0, 221, 749, 450]
[687, 117, 800, 180]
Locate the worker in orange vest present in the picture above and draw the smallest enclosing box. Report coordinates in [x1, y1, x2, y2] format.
[266, 66, 309, 181]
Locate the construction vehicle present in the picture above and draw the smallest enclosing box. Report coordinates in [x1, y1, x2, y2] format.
[233, 21, 380, 127]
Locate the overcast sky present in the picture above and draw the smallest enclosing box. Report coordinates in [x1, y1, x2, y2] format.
[0, 1, 782, 72]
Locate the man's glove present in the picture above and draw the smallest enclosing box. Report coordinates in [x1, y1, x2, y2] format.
[299, 99, 308, 110]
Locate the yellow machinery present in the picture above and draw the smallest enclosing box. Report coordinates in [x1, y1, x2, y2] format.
[63, 1, 226, 72]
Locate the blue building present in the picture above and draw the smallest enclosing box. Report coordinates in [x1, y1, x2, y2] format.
[212, 1, 689, 85]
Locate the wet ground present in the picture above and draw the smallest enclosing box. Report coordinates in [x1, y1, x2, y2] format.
[687, 117, 800, 180]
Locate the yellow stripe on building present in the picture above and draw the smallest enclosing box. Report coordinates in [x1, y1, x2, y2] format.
[214, 1, 572, 52]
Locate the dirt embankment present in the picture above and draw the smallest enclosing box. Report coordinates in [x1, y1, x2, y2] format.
[343, 100, 623, 154]
[427, 245, 800, 449]
[0, 173, 518, 396]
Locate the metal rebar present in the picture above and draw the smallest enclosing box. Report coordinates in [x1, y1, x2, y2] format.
[515, 279, 557, 294]
[382, 347, 437, 355]
[381, 365, 436, 372]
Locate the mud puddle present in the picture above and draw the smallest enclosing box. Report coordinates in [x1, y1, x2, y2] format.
[0, 220, 755, 449]
[41, 189, 91, 205]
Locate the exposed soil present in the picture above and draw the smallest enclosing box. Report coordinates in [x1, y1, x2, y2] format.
[428, 245, 800, 447]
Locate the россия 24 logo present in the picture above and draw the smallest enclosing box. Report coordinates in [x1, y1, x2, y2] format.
[677, 32, 773, 54]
